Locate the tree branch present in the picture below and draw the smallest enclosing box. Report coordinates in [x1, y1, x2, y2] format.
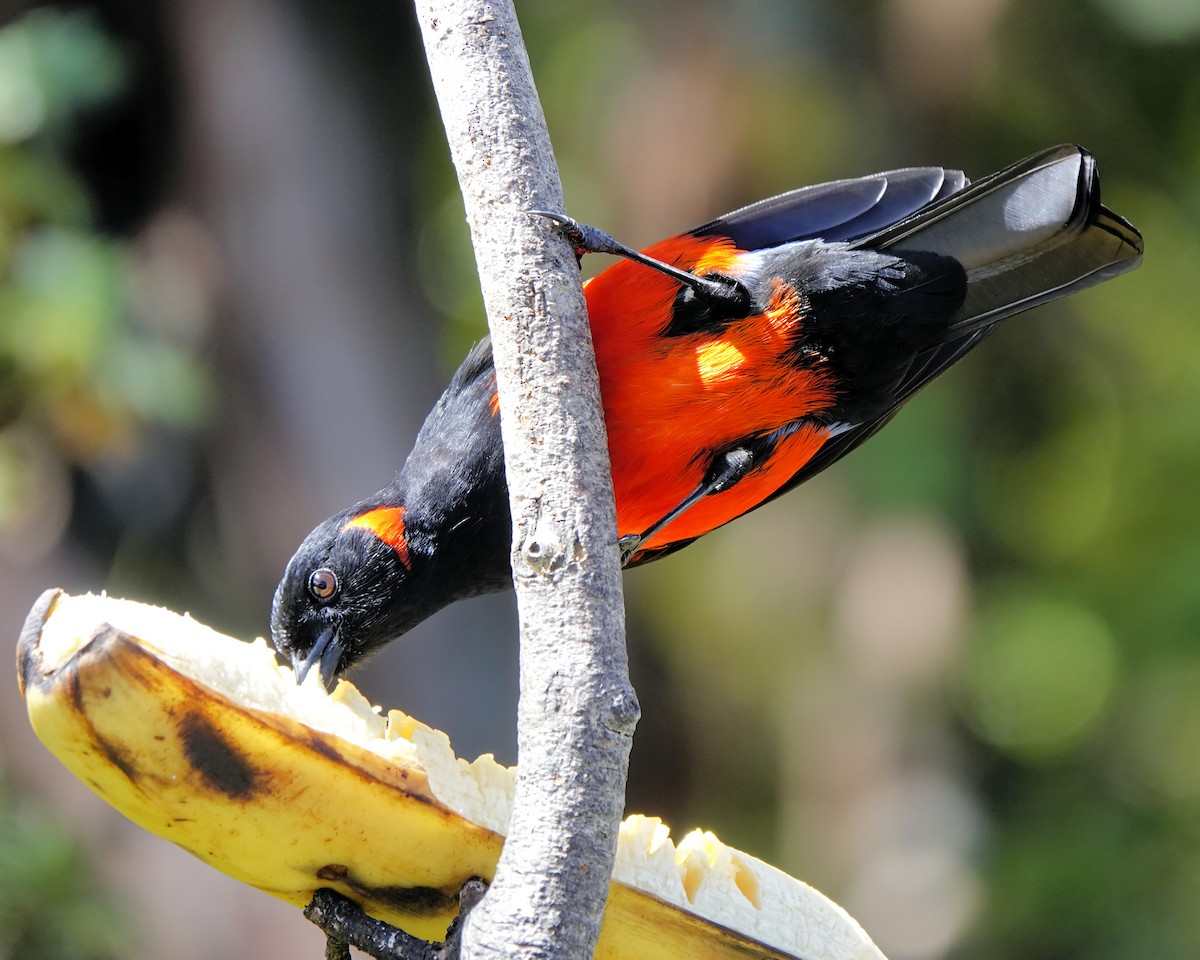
[414, 3, 637, 960]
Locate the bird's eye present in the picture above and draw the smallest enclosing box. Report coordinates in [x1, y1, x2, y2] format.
[308, 568, 339, 601]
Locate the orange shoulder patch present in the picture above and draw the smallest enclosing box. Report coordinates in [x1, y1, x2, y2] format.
[485, 373, 500, 417]
[342, 506, 411, 570]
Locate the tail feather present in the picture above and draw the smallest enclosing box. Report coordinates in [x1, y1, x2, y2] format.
[742, 146, 1143, 527]
[859, 144, 1144, 338]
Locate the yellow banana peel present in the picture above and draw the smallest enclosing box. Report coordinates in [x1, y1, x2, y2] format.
[17, 588, 885, 960]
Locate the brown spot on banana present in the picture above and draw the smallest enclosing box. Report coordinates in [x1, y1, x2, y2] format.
[315, 863, 464, 917]
[178, 710, 261, 800]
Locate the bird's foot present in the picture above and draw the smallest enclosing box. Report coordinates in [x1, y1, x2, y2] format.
[529, 210, 634, 261]
[617, 534, 644, 567]
[304, 879, 488, 960]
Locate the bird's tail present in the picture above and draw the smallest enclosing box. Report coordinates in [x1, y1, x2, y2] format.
[860, 144, 1143, 337]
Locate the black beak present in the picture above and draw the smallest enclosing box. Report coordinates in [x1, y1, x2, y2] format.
[293, 626, 344, 687]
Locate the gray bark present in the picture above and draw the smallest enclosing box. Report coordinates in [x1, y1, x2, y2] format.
[414, 3, 638, 959]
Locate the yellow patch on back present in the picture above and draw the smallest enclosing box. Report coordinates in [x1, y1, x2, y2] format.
[695, 341, 747, 384]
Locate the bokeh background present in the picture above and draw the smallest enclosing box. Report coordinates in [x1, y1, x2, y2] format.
[0, 1, 1196, 958]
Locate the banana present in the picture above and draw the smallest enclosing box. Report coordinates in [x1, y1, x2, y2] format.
[17, 589, 885, 960]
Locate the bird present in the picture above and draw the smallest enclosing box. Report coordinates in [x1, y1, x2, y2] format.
[270, 144, 1143, 685]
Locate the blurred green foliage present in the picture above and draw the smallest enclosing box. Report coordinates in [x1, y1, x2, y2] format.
[961, 589, 1119, 761]
[0, 8, 125, 144]
[0, 11, 196, 956]
[0, 8, 209, 559]
[0, 775, 129, 960]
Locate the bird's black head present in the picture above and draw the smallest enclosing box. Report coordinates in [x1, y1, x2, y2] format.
[270, 503, 435, 685]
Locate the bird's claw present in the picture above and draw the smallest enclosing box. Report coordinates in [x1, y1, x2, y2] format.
[528, 210, 631, 261]
[617, 534, 643, 567]
[304, 878, 488, 960]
